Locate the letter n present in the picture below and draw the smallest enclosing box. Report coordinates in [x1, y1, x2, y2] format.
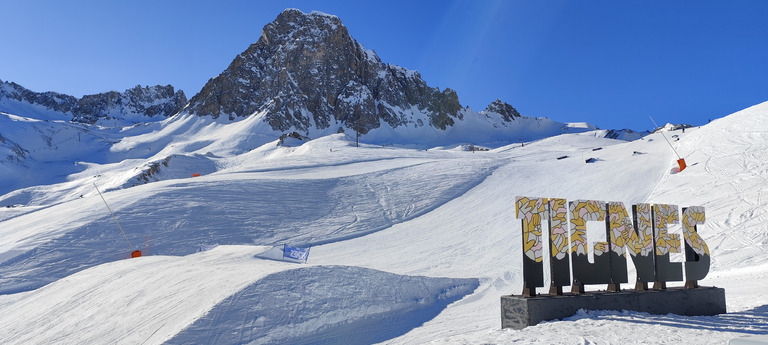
[652, 204, 683, 289]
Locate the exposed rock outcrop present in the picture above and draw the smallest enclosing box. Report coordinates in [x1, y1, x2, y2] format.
[482, 99, 521, 122]
[186, 9, 463, 134]
[0, 80, 187, 124]
[0, 79, 78, 114]
[72, 85, 187, 124]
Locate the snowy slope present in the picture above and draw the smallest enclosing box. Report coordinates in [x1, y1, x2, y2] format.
[0, 110, 173, 199]
[0, 100, 601, 205]
[0, 101, 767, 344]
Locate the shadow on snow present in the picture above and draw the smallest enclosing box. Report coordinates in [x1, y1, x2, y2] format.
[0, 160, 498, 294]
[166, 266, 480, 345]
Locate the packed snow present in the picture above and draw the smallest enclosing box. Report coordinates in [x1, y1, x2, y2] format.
[1, 100, 768, 344]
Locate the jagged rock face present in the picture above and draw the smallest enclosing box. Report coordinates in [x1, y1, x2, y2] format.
[483, 99, 521, 122]
[0, 132, 29, 164]
[186, 9, 463, 134]
[72, 85, 187, 124]
[605, 128, 648, 141]
[0, 81, 186, 124]
[0, 80, 78, 114]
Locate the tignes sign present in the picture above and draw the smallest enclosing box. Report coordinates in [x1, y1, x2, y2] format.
[515, 196, 710, 296]
[501, 197, 725, 330]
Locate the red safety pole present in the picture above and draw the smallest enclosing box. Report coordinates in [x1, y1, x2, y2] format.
[94, 183, 141, 258]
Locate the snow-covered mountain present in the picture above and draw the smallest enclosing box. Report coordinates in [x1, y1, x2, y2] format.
[603, 128, 648, 141]
[0, 80, 77, 121]
[0, 80, 186, 124]
[1, 10, 603, 152]
[7, 9, 764, 344]
[0, 9, 622, 197]
[184, 9, 584, 146]
[188, 9, 469, 132]
[0, 80, 190, 194]
[70, 84, 187, 125]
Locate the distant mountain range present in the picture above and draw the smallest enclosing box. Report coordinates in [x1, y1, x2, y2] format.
[0, 9, 648, 198]
[0, 81, 186, 124]
[2, 9, 647, 140]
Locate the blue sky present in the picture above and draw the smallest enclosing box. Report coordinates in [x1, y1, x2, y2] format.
[2, 0, 767, 131]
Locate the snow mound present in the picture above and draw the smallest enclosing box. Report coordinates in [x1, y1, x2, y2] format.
[121, 153, 218, 188]
[168, 266, 479, 345]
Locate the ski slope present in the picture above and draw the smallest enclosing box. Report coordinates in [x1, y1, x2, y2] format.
[1, 101, 768, 344]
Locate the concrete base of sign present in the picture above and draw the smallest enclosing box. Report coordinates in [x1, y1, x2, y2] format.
[729, 334, 768, 345]
[501, 286, 726, 330]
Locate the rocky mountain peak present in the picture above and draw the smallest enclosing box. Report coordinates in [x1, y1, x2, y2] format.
[483, 99, 521, 122]
[72, 84, 187, 124]
[186, 9, 463, 135]
[0, 80, 187, 124]
[261, 9, 344, 46]
[0, 80, 79, 115]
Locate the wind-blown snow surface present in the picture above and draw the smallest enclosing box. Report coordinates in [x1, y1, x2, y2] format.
[1, 102, 768, 344]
